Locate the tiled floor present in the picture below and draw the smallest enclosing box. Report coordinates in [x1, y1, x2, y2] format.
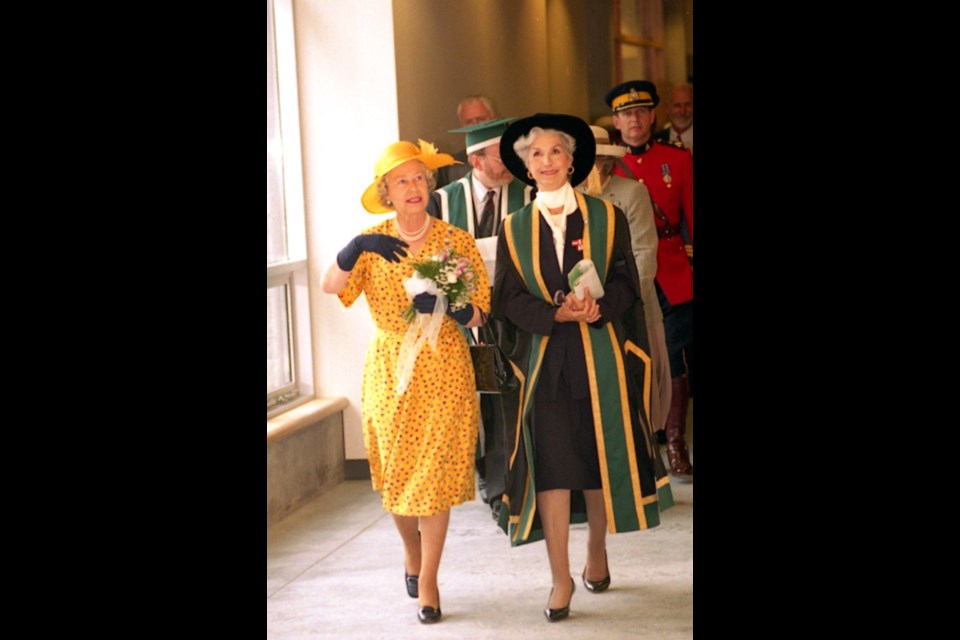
[267, 409, 693, 639]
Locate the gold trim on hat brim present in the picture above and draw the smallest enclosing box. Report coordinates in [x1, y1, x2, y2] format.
[611, 91, 654, 111]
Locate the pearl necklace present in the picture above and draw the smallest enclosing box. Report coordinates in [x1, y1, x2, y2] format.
[395, 215, 431, 242]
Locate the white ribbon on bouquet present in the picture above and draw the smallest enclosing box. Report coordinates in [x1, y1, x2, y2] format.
[395, 274, 447, 396]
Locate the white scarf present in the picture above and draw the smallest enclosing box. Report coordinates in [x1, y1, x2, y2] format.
[536, 182, 578, 269]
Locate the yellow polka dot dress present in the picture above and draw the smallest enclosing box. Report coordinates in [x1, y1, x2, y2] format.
[338, 219, 491, 516]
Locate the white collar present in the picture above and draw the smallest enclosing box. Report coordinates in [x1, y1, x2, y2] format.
[535, 182, 577, 217]
[471, 174, 499, 205]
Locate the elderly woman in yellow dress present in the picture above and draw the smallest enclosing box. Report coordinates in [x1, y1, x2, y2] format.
[321, 140, 490, 624]
[492, 114, 672, 622]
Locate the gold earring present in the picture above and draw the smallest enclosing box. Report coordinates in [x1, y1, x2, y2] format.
[527, 171, 534, 180]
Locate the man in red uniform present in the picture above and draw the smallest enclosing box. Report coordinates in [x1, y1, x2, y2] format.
[606, 80, 694, 480]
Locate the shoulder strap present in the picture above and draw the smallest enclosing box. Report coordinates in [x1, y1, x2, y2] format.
[615, 157, 638, 181]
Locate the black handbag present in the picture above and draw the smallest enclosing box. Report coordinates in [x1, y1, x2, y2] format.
[469, 313, 518, 394]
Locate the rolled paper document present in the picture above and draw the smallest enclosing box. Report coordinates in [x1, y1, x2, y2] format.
[568, 259, 605, 300]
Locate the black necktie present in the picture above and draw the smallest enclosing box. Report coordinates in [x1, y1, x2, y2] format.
[478, 190, 495, 238]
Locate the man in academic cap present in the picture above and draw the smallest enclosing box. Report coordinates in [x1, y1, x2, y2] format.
[605, 79, 694, 481]
[427, 117, 534, 520]
[434, 95, 498, 188]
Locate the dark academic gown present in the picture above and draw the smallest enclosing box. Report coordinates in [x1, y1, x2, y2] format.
[491, 190, 673, 546]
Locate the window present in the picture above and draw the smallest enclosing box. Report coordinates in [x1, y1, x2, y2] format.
[267, 0, 311, 416]
[613, 0, 666, 88]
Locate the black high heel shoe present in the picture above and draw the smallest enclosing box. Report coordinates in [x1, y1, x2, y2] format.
[582, 550, 611, 593]
[418, 605, 441, 624]
[418, 596, 442, 624]
[544, 578, 575, 622]
[405, 572, 419, 598]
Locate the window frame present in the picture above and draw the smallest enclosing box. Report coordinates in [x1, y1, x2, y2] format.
[612, 0, 666, 85]
[267, 0, 312, 417]
[267, 262, 304, 411]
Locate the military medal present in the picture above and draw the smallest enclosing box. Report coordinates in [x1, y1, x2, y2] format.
[661, 163, 672, 187]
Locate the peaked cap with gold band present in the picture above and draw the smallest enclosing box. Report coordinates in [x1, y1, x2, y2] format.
[361, 139, 458, 214]
[604, 80, 660, 113]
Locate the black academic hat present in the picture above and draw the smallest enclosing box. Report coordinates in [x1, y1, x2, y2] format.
[499, 113, 596, 189]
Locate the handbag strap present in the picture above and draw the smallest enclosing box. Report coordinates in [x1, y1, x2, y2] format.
[467, 310, 483, 346]
[475, 309, 497, 345]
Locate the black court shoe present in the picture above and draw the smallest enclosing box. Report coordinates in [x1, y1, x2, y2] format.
[582, 551, 611, 593]
[405, 572, 419, 598]
[418, 601, 442, 624]
[405, 530, 421, 598]
[544, 578, 575, 622]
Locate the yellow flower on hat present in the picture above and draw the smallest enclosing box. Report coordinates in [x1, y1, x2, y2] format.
[417, 139, 438, 156]
[360, 139, 459, 213]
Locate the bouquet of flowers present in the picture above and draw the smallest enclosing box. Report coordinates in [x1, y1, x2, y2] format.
[402, 248, 477, 323]
[395, 247, 478, 396]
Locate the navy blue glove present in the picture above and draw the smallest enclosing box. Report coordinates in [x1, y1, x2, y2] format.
[447, 304, 475, 325]
[412, 292, 438, 314]
[336, 234, 409, 271]
[412, 293, 474, 325]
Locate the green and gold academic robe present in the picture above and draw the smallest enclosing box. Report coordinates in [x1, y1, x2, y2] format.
[428, 171, 533, 236]
[491, 190, 673, 546]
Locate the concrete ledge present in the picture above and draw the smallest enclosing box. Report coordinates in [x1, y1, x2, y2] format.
[267, 397, 349, 526]
[267, 397, 349, 446]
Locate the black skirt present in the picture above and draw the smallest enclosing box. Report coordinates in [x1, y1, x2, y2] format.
[531, 371, 602, 491]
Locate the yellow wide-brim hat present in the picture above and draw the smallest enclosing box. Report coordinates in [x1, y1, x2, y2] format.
[360, 139, 458, 213]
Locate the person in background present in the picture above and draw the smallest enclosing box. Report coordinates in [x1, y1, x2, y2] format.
[577, 125, 672, 448]
[606, 80, 694, 481]
[435, 95, 498, 188]
[654, 83, 694, 154]
[321, 140, 490, 625]
[493, 113, 672, 623]
[427, 117, 533, 521]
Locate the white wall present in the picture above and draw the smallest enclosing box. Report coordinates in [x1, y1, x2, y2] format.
[294, 0, 398, 460]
